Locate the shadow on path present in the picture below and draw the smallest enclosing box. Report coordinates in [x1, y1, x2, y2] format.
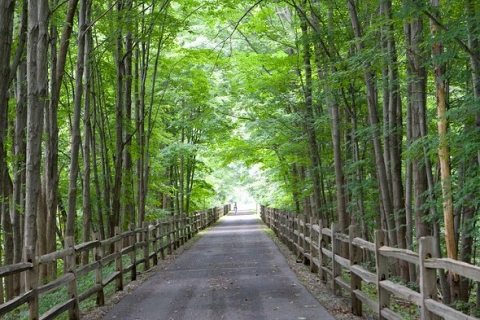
[102, 211, 335, 320]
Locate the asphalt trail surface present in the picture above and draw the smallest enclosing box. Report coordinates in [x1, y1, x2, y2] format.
[102, 211, 335, 320]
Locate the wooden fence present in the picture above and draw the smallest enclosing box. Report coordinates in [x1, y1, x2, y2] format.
[260, 205, 480, 320]
[0, 205, 229, 320]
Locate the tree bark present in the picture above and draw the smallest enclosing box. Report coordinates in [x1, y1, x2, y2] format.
[111, 1, 126, 235]
[380, 0, 408, 280]
[123, 16, 135, 228]
[0, 0, 15, 300]
[347, 0, 396, 247]
[404, 0, 450, 301]
[298, 0, 323, 220]
[44, 0, 79, 278]
[66, 0, 87, 239]
[24, 6, 44, 312]
[464, 0, 480, 305]
[81, 0, 93, 265]
[430, 0, 457, 263]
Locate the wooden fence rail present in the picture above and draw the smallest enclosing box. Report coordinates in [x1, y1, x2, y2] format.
[0, 205, 229, 320]
[260, 205, 480, 320]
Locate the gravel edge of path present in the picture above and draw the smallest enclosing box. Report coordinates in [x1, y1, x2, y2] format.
[81, 215, 375, 320]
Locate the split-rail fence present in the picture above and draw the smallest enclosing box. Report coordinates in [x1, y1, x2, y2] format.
[260, 205, 480, 320]
[0, 205, 229, 320]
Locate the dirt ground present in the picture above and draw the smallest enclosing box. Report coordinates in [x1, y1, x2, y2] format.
[80, 218, 375, 320]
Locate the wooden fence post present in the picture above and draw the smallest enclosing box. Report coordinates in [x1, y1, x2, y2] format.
[143, 221, 150, 271]
[419, 236, 439, 320]
[152, 220, 158, 266]
[349, 225, 362, 316]
[173, 215, 179, 249]
[331, 222, 342, 296]
[94, 232, 104, 306]
[129, 223, 136, 281]
[280, 210, 284, 243]
[65, 236, 80, 319]
[25, 247, 39, 320]
[375, 230, 389, 320]
[318, 220, 325, 283]
[159, 219, 166, 260]
[115, 227, 123, 291]
[303, 214, 310, 265]
[167, 216, 173, 252]
[310, 217, 318, 273]
[178, 214, 183, 245]
[291, 214, 296, 254]
[182, 214, 187, 244]
[186, 214, 192, 240]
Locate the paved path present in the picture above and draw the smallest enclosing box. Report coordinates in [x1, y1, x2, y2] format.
[102, 211, 335, 320]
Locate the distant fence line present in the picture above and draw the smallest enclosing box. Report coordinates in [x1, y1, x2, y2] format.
[0, 205, 229, 320]
[260, 205, 480, 320]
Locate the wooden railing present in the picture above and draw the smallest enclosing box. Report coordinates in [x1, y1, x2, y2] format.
[260, 205, 480, 320]
[0, 205, 229, 320]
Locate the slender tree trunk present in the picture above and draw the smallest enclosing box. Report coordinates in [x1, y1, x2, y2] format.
[24, 3, 44, 315]
[136, 40, 146, 226]
[430, 0, 457, 265]
[404, 69, 416, 283]
[13, 58, 27, 295]
[34, 0, 49, 279]
[81, 0, 93, 265]
[44, 0, 79, 279]
[380, 0, 408, 280]
[404, 1, 450, 301]
[298, 1, 322, 220]
[347, 0, 396, 247]
[0, 0, 15, 300]
[66, 0, 87, 239]
[465, 0, 480, 305]
[123, 21, 135, 228]
[111, 1, 125, 234]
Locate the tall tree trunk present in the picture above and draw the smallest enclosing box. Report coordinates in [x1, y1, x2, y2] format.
[123, 21, 135, 228]
[380, 0, 408, 280]
[13, 58, 27, 295]
[66, 0, 87, 239]
[111, 1, 125, 235]
[136, 40, 146, 226]
[464, 0, 480, 306]
[0, 0, 15, 301]
[404, 1, 450, 302]
[24, 2, 44, 315]
[44, 0, 79, 279]
[298, 1, 322, 220]
[430, 1, 458, 297]
[404, 69, 416, 283]
[81, 0, 93, 265]
[347, 0, 396, 247]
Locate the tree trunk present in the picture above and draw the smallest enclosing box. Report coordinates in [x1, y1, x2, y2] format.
[430, 0, 457, 276]
[347, 0, 396, 247]
[404, 1, 450, 301]
[464, 0, 480, 305]
[66, 0, 87, 239]
[0, 0, 15, 300]
[81, 0, 93, 265]
[111, 1, 125, 235]
[123, 21, 135, 228]
[380, 0, 408, 280]
[404, 69, 416, 283]
[45, 0, 79, 278]
[24, 5, 44, 312]
[298, 1, 323, 220]
[12, 58, 27, 295]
